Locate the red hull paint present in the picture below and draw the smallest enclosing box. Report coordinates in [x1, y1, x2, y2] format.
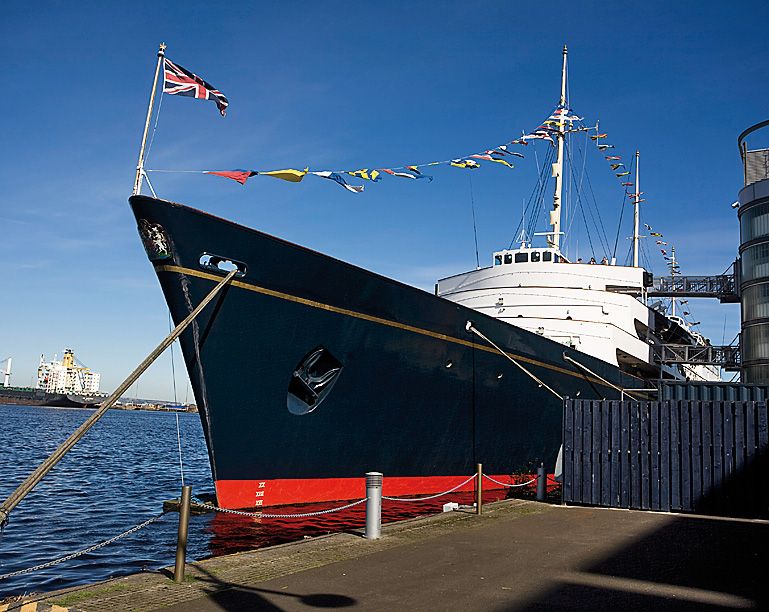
[215, 474, 541, 509]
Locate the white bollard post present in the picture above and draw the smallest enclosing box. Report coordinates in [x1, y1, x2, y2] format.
[365, 472, 382, 539]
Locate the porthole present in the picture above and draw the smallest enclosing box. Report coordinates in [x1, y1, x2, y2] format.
[445, 360, 454, 368]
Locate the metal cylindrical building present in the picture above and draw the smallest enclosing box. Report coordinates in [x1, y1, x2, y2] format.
[738, 121, 769, 382]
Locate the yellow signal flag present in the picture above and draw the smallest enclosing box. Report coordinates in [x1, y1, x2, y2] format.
[470, 154, 514, 168]
[451, 159, 481, 169]
[259, 167, 309, 182]
[347, 169, 382, 182]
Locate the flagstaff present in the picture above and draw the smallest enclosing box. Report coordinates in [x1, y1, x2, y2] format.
[133, 42, 166, 196]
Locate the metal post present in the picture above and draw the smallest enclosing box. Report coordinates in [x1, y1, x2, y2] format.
[173, 485, 192, 583]
[537, 463, 546, 501]
[0, 268, 237, 527]
[364, 472, 382, 540]
[476, 463, 483, 515]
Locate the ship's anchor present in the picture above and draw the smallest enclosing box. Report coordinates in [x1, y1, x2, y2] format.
[293, 348, 341, 402]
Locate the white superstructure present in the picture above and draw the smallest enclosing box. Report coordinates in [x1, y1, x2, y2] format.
[438, 46, 721, 383]
[37, 349, 101, 395]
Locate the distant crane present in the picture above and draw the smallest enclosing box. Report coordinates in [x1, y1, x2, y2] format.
[0, 357, 12, 388]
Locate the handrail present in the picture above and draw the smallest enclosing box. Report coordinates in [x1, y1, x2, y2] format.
[738, 119, 769, 158]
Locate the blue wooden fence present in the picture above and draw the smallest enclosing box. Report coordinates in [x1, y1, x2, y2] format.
[562, 399, 769, 518]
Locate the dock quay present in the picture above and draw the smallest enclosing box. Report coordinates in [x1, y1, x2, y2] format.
[4, 498, 767, 611]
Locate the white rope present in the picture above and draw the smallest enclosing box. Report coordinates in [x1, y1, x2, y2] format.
[466, 323, 564, 400]
[562, 352, 641, 400]
[483, 474, 537, 488]
[382, 474, 476, 502]
[168, 311, 185, 487]
[0, 513, 165, 581]
[146, 169, 210, 173]
[211, 497, 368, 519]
[175, 413, 185, 487]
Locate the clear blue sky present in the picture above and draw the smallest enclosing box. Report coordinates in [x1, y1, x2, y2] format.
[2, 2, 767, 399]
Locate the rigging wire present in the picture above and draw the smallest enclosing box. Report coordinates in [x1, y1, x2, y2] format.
[574, 186, 597, 258]
[508, 145, 554, 249]
[469, 174, 480, 268]
[144, 90, 165, 167]
[168, 311, 185, 487]
[573, 135, 613, 254]
[611, 152, 637, 259]
[562, 131, 590, 254]
[525, 146, 556, 242]
[565, 142, 610, 256]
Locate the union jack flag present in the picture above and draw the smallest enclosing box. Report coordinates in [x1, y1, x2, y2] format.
[163, 58, 229, 116]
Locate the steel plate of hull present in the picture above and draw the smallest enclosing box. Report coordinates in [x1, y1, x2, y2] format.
[130, 195, 641, 508]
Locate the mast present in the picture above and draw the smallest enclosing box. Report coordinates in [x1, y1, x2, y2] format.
[133, 43, 166, 196]
[550, 45, 568, 250]
[671, 245, 677, 317]
[632, 150, 640, 267]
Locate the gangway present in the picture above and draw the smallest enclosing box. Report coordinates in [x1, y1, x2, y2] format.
[652, 344, 741, 371]
[648, 264, 740, 303]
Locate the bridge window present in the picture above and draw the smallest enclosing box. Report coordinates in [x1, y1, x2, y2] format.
[514, 253, 529, 263]
[543, 252, 552, 262]
[495, 255, 502, 266]
[531, 251, 541, 262]
[504, 254, 513, 264]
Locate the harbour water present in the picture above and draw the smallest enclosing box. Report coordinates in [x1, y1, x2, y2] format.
[0, 404, 515, 598]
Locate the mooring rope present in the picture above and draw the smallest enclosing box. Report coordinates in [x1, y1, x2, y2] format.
[0, 513, 166, 581]
[382, 474, 476, 502]
[466, 322, 564, 400]
[211, 497, 368, 519]
[483, 474, 538, 488]
[561, 352, 642, 400]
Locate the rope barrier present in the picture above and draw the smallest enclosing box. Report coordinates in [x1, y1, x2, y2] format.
[382, 474, 476, 502]
[0, 513, 165, 581]
[211, 497, 368, 519]
[483, 474, 538, 488]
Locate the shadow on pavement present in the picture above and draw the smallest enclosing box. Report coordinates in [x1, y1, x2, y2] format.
[513, 514, 769, 611]
[166, 563, 357, 611]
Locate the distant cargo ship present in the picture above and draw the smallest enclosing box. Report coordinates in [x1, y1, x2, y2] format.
[0, 349, 105, 408]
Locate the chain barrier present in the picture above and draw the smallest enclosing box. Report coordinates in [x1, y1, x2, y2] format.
[381, 474, 476, 502]
[0, 513, 165, 582]
[483, 474, 537, 488]
[211, 497, 368, 519]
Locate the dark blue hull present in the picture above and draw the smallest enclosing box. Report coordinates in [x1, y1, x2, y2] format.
[130, 195, 645, 508]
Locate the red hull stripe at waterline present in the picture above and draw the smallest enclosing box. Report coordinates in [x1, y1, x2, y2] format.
[214, 474, 541, 509]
